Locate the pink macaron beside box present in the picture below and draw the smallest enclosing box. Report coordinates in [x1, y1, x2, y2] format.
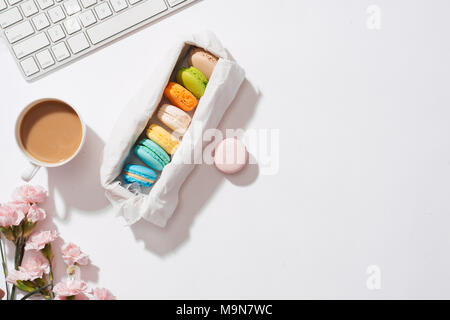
[100, 32, 245, 227]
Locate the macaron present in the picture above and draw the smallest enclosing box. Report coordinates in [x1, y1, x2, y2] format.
[146, 124, 180, 155]
[122, 164, 157, 187]
[214, 138, 248, 174]
[164, 82, 198, 112]
[157, 104, 191, 135]
[188, 47, 218, 80]
[176, 67, 208, 99]
[134, 139, 170, 171]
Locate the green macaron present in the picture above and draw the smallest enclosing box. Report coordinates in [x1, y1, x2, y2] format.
[176, 66, 208, 99]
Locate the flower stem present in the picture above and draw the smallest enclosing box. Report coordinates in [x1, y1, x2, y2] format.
[10, 237, 26, 300]
[20, 283, 51, 300]
[0, 236, 10, 300]
[9, 243, 18, 300]
[48, 264, 54, 300]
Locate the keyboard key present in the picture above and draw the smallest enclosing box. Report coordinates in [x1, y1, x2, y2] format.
[13, 32, 49, 58]
[8, 0, 22, 5]
[20, 56, 39, 76]
[80, 0, 96, 8]
[47, 24, 65, 41]
[94, 2, 112, 20]
[0, 7, 22, 28]
[167, 0, 185, 7]
[128, 0, 142, 5]
[4, 20, 34, 43]
[36, 0, 53, 10]
[0, 0, 6, 11]
[63, 16, 80, 34]
[67, 32, 89, 53]
[87, 0, 166, 44]
[79, 9, 96, 27]
[110, 0, 127, 12]
[51, 41, 70, 61]
[36, 49, 54, 68]
[21, 0, 39, 17]
[63, 0, 81, 15]
[32, 12, 50, 30]
[48, 6, 65, 23]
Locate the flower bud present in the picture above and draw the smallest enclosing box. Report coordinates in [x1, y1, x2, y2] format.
[0, 227, 15, 241]
[66, 265, 81, 278]
[41, 243, 53, 262]
[22, 221, 36, 238]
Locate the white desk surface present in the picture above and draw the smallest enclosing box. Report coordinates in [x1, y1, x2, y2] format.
[1, 0, 450, 299]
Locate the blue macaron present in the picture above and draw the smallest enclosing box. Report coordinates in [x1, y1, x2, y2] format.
[122, 164, 157, 187]
[134, 139, 170, 171]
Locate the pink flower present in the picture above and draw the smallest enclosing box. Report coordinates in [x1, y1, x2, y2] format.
[12, 185, 47, 204]
[55, 293, 89, 300]
[90, 288, 115, 300]
[6, 255, 49, 284]
[21, 254, 50, 276]
[26, 204, 46, 223]
[25, 230, 58, 251]
[61, 243, 89, 266]
[53, 279, 88, 298]
[0, 204, 25, 228]
[8, 201, 30, 216]
[6, 269, 29, 283]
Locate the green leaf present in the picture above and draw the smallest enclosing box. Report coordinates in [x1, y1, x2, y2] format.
[16, 280, 36, 293]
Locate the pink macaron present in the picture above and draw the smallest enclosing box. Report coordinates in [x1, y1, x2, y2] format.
[214, 138, 248, 174]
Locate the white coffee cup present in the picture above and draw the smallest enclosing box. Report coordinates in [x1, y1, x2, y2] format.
[15, 98, 86, 182]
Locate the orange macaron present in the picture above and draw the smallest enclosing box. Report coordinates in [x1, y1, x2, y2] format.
[163, 82, 198, 112]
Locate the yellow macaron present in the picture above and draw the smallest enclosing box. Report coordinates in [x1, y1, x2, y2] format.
[146, 124, 180, 155]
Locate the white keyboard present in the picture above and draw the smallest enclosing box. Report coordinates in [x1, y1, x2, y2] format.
[0, 0, 197, 81]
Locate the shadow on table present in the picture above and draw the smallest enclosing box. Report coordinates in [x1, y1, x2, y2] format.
[46, 126, 110, 222]
[131, 79, 261, 256]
